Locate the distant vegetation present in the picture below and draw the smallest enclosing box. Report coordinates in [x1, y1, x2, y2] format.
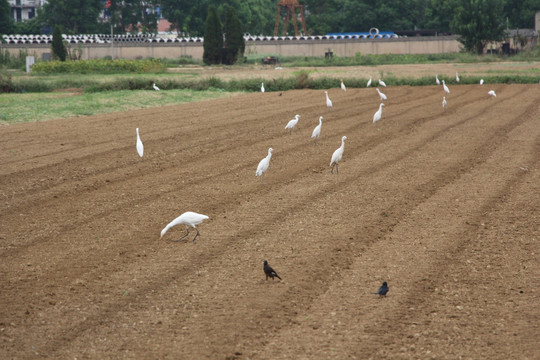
[31, 59, 165, 74]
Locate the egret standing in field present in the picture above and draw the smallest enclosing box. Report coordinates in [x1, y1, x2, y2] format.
[261, 82, 265, 93]
[488, 90, 496, 97]
[373, 103, 384, 123]
[325, 91, 333, 109]
[311, 116, 323, 143]
[435, 74, 440, 85]
[480, 79, 484, 85]
[285, 114, 300, 134]
[341, 79, 346, 91]
[376, 87, 387, 101]
[136, 128, 144, 157]
[367, 77, 372, 87]
[442, 80, 450, 94]
[256, 147, 273, 184]
[160, 211, 209, 242]
[456, 72, 460, 83]
[442, 96, 447, 111]
[153, 83, 160, 91]
[330, 136, 347, 174]
[378, 79, 387, 87]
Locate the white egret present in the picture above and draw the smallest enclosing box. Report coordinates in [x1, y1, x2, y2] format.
[456, 72, 460, 83]
[261, 82, 265, 93]
[442, 80, 450, 94]
[376, 87, 387, 101]
[136, 128, 144, 157]
[285, 114, 300, 134]
[311, 116, 323, 142]
[330, 136, 347, 174]
[442, 96, 447, 111]
[325, 91, 333, 109]
[160, 211, 209, 242]
[367, 77, 372, 87]
[379, 79, 387, 87]
[436, 75, 440, 85]
[341, 79, 346, 91]
[153, 83, 160, 91]
[480, 79, 484, 85]
[256, 147, 273, 184]
[373, 103, 384, 123]
[488, 90, 496, 97]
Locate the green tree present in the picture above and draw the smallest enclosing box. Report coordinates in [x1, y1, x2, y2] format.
[51, 25, 67, 61]
[107, 0, 159, 34]
[13, 17, 44, 35]
[161, 0, 210, 36]
[203, 5, 223, 64]
[504, 0, 540, 28]
[223, 6, 245, 64]
[422, 0, 457, 33]
[40, 0, 104, 33]
[451, 0, 505, 54]
[0, 0, 14, 35]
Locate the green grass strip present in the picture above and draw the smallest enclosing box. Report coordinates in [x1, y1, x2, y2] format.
[0, 89, 241, 124]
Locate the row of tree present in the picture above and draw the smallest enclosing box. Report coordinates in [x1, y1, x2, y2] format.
[2, 0, 539, 36]
[1, 0, 540, 54]
[203, 5, 245, 65]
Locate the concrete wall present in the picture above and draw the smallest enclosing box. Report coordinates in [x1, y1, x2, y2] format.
[1, 36, 461, 61]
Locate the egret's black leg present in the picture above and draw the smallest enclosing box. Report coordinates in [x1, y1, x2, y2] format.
[173, 227, 190, 242]
[336, 163, 339, 174]
[192, 228, 200, 242]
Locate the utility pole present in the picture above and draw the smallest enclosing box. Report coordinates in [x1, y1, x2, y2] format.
[111, 23, 114, 59]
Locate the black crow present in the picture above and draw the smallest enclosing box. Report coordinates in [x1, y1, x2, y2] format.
[263, 260, 282, 280]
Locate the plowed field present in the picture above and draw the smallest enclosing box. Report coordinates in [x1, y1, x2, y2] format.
[1, 84, 539, 359]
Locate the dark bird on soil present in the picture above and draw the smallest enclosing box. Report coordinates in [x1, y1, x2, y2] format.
[375, 281, 389, 297]
[263, 260, 282, 280]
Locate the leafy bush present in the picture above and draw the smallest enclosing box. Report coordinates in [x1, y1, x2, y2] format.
[32, 59, 165, 74]
[0, 71, 15, 93]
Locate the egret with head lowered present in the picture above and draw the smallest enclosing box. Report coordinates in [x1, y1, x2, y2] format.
[285, 114, 300, 134]
[376, 87, 387, 101]
[442, 80, 450, 94]
[330, 136, 347, 174]
[378, 79, 386, 87]
[256, 147, 273, 184]
[160, 211, 209, 242]
[488, 90, 496, 97]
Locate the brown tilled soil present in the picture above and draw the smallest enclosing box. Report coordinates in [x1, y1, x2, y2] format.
[1, 84, 539, 359]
